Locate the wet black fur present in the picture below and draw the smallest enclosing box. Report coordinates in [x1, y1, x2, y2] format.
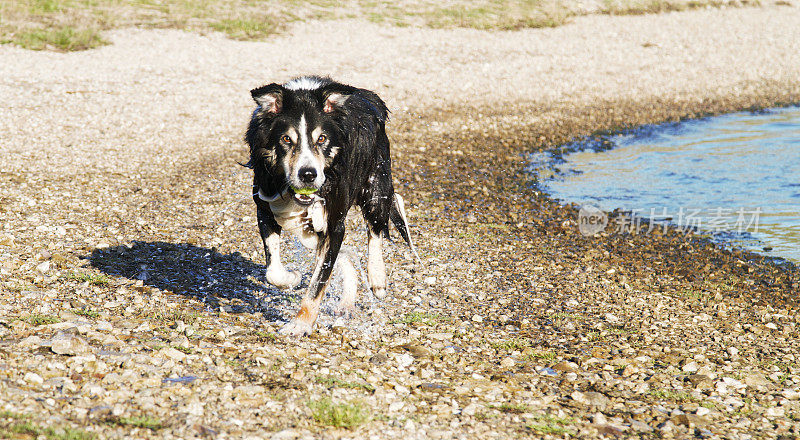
[245, 76, 410, 300]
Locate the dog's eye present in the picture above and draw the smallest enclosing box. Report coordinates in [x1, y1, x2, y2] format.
[280, 135, 291, 144]
[316, 134, 327, 145]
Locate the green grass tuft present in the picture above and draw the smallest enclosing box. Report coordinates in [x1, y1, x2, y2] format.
[527, 422, 572, 435]
[72, 308, 100, 318]
[65, 272, 111, 286]
[422, 2, 569, 30]
[13, 27, 107, 51]
[586, 331, 604, 341]
[526, 412, 575, 435]
[699, 401, 718, 410]
[531, 413, 575, 425]
[23, 313, 61, 326]
[315, 376, 375, 392]
[148, 308, 199, 325]
[490, 337, 532, 351]
[171, 345, 194, 354]
[0, 410, 29, 420]
[28, 0, 63, 14]
[106, 415, 163, 431]
[254, 330, 277, 341]
[308, 397, 370, 429]
[524, 350, 558, 361]
[549, 312, 583, 321]
[1, 420, 96, 440]
[209, 18, 277, 40]
[649, 389, 699, 402]
[492, 403, 531, 414]
[389, 311, 447, 325]
[678, 289, 705, 299]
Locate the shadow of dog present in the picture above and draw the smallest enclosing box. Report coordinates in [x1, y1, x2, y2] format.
[88, 241, 295, 321]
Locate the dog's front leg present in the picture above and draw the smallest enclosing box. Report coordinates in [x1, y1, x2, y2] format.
[279, 220, 345, 336]
[257, 205, 301, 289]
[333, 250, 358, 317]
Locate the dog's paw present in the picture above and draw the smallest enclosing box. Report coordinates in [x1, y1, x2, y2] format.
[333, 300, 356, 318]
[279, 319, 313, 337]
[371, 287, 387, 299]
[266, 268, 301, 290]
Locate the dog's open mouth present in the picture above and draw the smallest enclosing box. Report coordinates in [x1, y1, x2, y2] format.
[291, 187, 318, 206]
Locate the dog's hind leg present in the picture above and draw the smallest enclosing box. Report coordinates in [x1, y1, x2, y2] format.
[366, 229, 387, 299]
[257, 205, 301, 289]
[280, 220, 346, 336]
[360, 178, 391, 299]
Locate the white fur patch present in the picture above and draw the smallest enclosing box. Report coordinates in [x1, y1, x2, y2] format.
[298, 114, 309, 152]
[264, 233, 300, 289]
[292, 114, 325, 189]
[284, 77, 325, 91]
[367, 231, 386, 296]
[307, 199, 327, 233]
[268, 195, 319, 250]
[335, 253, 358, 315]
[286, 126, 298, 143]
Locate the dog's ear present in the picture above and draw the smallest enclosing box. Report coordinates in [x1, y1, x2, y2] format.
[323, 91, 349, 113]
[321, 83, 389, 123]
[251, 84, 284, 114]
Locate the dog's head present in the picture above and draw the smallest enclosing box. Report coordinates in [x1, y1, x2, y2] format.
[246, 77, 350, 205]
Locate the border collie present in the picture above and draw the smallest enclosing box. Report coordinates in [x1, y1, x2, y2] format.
[245, 76, 417, 336]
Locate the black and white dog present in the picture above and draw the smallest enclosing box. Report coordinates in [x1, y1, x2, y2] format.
[245, 76, 417, 336]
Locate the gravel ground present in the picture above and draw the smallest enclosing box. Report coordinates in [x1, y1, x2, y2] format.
[2, 5, 800, 439]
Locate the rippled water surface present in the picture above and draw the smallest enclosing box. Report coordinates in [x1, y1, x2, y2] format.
[532, 106, 800, 263]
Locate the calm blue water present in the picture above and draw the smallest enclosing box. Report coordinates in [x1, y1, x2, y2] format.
[531, 106, 800, 263]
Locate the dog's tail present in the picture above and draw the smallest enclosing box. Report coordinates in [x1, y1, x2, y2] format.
[390, 193, 421, 263]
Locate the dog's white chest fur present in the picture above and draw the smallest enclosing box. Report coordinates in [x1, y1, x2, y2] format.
[267, 195, 324, 250]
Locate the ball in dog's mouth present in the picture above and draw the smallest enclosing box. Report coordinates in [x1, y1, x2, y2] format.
[291, 187, 317, 206]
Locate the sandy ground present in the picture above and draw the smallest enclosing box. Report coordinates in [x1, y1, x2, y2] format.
[2, 6, 799, 175]
[2, 4, 800, 440]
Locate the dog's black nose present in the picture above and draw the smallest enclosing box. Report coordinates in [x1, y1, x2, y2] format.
[299, 167, 317, 183]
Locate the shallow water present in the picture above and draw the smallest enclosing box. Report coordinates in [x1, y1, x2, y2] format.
[531, 106, 800, 263]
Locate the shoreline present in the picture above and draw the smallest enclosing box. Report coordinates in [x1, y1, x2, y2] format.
[388, 85, 800, 312]
[528, 103, 800, 267]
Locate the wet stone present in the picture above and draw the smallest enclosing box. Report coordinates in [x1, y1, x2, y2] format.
[51, 333, 91, 356]
[370, 353, 389, 365]
[672, 414, 709, 427]
[571, 391, 610, 409]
